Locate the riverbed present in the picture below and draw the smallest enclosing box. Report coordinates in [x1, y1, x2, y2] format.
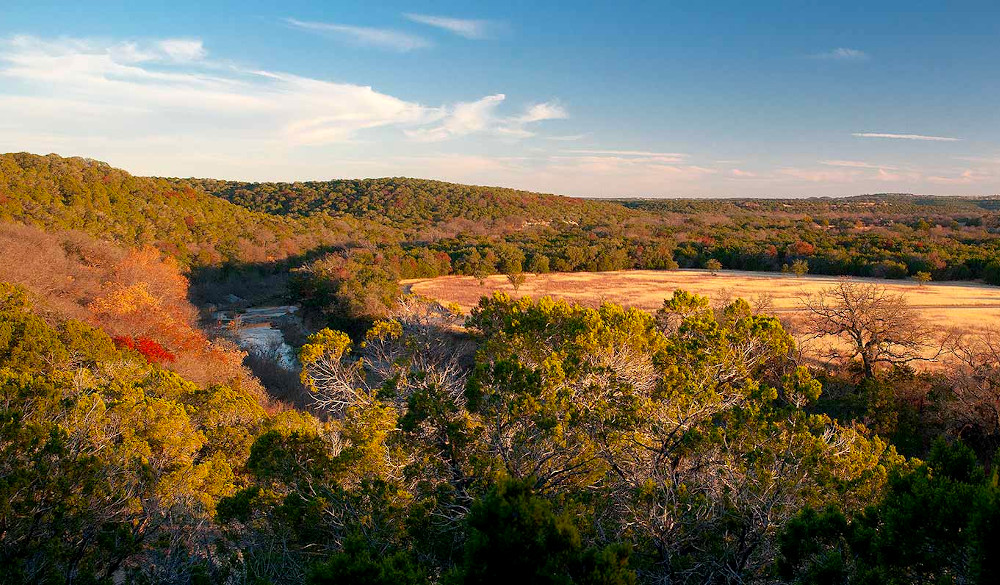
[213, 305, 302, 370]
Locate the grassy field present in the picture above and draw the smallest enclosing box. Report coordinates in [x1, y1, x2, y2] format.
[405, 269, 1000, 364]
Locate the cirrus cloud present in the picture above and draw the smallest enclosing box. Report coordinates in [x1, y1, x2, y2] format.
[821, 159, 897, 170]
[812, 47, 869, 60]
[284, 17, 431, 51]
[406, 94, 567, 141]
[0, 33, 569, 167]
[853, 132, 961, 142]
[403, 14, 495, 39]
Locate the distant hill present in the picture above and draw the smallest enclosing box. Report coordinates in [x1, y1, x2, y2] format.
[174, 176, 636, 234]
[618, 193, 1000, 216]
[4, 152, 1000, 287]
[0, 152, 356, 266]
[0, 153, 641, 264]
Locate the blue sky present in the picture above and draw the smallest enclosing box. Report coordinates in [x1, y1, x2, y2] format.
[1, 0, 998, 197]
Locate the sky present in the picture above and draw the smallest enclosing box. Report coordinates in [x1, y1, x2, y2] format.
[1, 0, 999, 197]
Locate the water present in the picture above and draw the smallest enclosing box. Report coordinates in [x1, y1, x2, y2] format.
[213, 305, 301, 370]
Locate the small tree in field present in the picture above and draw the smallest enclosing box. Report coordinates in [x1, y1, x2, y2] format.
[791, 259, 809, 278]
[705, 258, 722, 275]
[473, 264, 491, 287]
[914, 271, 932, 286]
[506, 271, 527, 292]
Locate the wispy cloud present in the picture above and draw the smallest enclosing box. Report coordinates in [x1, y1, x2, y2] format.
[927, 169, 987, 185]
[566, 149, 687, 158]
[852, 132, 961, 142]
[543, 153, 715, 192]
[779, 163, 928, 184]
[778, 167, 864, 183]
[514, 102, 568, 124]
[285, 18, 430, 51]
[407, 94, 567, 141]
[403, 14, 493, 39]
[407, 94, 505, 141]
[0, 34, 570, 161]
[821, 159, 897, 170]
[157, 39, 206, 61]
[812, 47, 869, 60]
[954, 155, 1000, 165]
[544, 134, 589, 142]
[562, 149, 688, 164]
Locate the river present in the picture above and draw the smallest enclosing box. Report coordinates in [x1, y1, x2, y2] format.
[213, 305, 301, 370]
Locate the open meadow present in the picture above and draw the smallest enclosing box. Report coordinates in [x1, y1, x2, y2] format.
[406, 269, 1000, 364]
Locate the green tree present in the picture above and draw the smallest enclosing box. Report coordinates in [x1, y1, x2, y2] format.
[526, 253, 551, 274]
[507, 270, 527, 292]
[466, 291, 896, 584]
[309, 538, 428, 585]
[705, 258, 722, 275]
[779, 440, 1000, 585]
[455, 479, 635, 585]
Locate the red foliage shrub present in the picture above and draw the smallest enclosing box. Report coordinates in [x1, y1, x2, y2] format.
[113, 335, 176, 364]
[791, 240, 815, 256]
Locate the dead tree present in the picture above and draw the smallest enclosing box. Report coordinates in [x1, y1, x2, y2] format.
[947, 327, 1000, 454]
[800, 280, 937, 378]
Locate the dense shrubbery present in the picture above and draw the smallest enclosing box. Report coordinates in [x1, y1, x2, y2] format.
[211, 291, 902, 584]
[0, 286, 270, 582]
[779, 439, 1000, 585]
[5, 152, 1000, 583]
[5, 277, 1000, 583]
[0, 222, 259, 388]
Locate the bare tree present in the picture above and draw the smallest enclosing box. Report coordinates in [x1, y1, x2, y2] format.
[947, 327, 1000, 453]
[800, 280, 938, 378]
[302, 294, 474, 416]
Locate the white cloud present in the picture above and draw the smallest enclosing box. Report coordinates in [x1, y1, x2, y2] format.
[157, 39, 206, 61]
[926, 169, 991, 185]
[566, 149, 687, 159]
[515, 102, 568, 124]
[0, 35, 453, 153]
[285, 18, 430, 51]
[544, 134, 589, 142]
[813, 47, 869, 60]
[778, 163, 931, 185]
[852, 132, 961, 142]
[821, 159, 897, 170]
[407, 94, 567, 141]
[403, 14, 493, 39]
[0, 34, 572, 157]
[4, 36, 995, 197]
[407, 94, 505, 141]
[778, 167, 864, 183]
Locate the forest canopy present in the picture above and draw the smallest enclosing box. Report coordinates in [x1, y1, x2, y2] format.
[3, 152, 1000, 584]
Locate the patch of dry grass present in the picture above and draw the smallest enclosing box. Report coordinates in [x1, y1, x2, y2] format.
[405, 269, 1000, 366]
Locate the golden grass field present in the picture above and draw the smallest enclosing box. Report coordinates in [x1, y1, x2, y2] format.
[404, 270, 1000, 365]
